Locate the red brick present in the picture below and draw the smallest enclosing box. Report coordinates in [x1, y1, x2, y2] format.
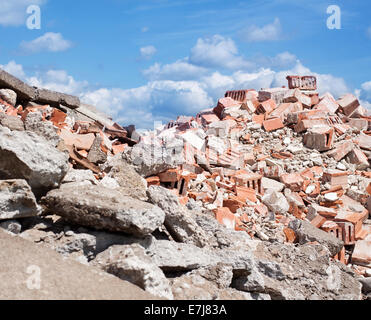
[326, 141, 354, 162]
[158, 169, 181, 183]
[146, 176, 160, 187]
[337, 94, 360, 116]
[286, 75, 317, 90]
[234, 186, 257, 203]
[310, 215, 327, 228]
[214, 207, 236, 230]
[223, 196, 245, 213]
[256, 99, 276, 115]
[283, 227, 297, 243]
[263, 117, 284, 132]
[280, 173, 304, 192]
[213, 97, 240, 119]
[112, 144, 126, 155]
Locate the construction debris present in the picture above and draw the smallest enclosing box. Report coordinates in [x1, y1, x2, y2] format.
[0, 69, 370, 300]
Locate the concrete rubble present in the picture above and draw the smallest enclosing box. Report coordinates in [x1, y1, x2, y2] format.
[0, 69, 370, 300]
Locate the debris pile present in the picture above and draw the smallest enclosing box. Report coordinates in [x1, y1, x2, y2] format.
[0, 69, 370, 300]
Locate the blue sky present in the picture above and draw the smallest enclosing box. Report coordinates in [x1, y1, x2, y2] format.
[0, 0, 370, 128]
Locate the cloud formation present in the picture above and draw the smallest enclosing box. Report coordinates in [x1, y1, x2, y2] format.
[140, 45, 157, 59]
[0, 0, 45, 26]
[20, 32, 72, 53]
[240, 18, 283, 42]
[189, 35, 254, 70]
[1, 28, 363, 131]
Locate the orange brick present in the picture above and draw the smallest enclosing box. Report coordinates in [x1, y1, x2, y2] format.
[50, 108, 67, 126]
[283, 228, 297, 243]
[280, 173, 304, 192]
[223, 196, 245, 213]
[112, 144, 126, 155]
[214, 207, 236, 230]
[146, 176, 160, 187]
[158, 169, 181, 183]
[263, 117, 284, 132]
[234, 186, 257, 203]
[310, 215, 326, 228]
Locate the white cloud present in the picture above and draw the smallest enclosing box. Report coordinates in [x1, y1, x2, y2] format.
[27, 69, 89, 96]
[241, 18, 283, 42]
[141, 27, 149, 33]
[143, 59, 208, 81]
[0, 60, 26, 79]
[358, 81, 371, 110]
[20, 32, 72, 53]
[0, 52, 356, 130]
[0, 0, 45, 26]
[189, 35, 254, 70]
[140, 45, 157, 59]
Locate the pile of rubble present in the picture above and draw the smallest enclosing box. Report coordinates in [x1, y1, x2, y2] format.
[0, 68, 370, 300]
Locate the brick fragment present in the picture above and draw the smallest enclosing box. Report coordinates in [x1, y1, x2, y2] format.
[280, 173, 304, 192]
[322, 169, 349, 188]
[146, 176, 160, 187]
[337, 94, 360, 116]
[352, 239, 371, 266]
[59, 129, 96, 151]
[286, 75, 317, 90]
[256, 99, 276, 115]
[213, 97, 240, 119]
[263, 117, 284, 132]
[234, 186, 257, 203]
[283, 227, 297, 243]
[214, 207, 236, 230]
[347, 148, 369, 170]
[326, 141, 354, 161]
[303, 126, 335, 151]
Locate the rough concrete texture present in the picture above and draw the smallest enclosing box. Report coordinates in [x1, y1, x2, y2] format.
[42, 183, 165, 237]
[102, 155, 148, 201]
[0, 113, 24, 131]
[24, 111, 61, 147]
[147, 186, 210, 247]
[123, 142, 182, 178]
[289, 219, 344, 256]
[0, 69, 36, 101]
[0, 89, 17, 106]
[35, 88, 80, 109]
[0, 229, 155, 300]
[0, 126, 69, 195]
[93, 244, 174, 299]
[0, 179, 41, 220]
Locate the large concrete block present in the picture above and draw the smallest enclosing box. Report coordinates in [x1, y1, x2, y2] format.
[0, 68, 36, 101]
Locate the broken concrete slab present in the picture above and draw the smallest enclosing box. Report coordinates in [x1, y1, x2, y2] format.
[0, 113, 24, 131]
[0, 229, 155, 300]
[42, 183, 165, 237]
[0, 180, 41, 220]
[93, 244, 174, 300]
[123, 142, 181, 178]
[35, 88, 80, 109]
[288, 219, 344, 256]
[0, 68, 36, 101]
[24, 111, 60, 147]
[147, 186, 210, 248]
[0, 89, 17, 106]
[0, 126, 69, 195]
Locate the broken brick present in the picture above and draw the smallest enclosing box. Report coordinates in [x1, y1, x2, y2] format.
[263, 117, 284, 132]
